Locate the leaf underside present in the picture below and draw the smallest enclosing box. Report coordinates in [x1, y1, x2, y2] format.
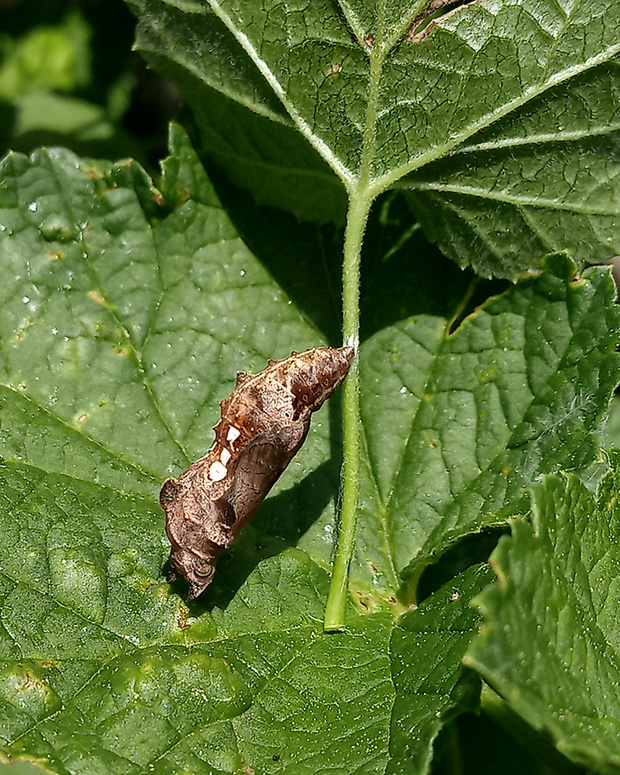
[129, 0, 620, 278]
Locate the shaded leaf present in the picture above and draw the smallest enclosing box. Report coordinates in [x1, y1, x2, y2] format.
[1, 91, 143, 163]
[466, 455, 620, 772]
[306, 252, 620, 597]
[387, 564, 493, 775]
[603, 394, 620, 450]
[188, 86, 349, 225]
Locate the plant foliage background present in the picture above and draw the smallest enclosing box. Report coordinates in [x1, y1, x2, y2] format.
[1, 1, 620, 773]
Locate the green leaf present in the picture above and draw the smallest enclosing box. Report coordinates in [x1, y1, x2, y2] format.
[127, 0, 620, 276]
[387, 563, 493, 775]
[311, 252, 620, 598]
[0, 453, 491, 773]
[0, 123, 329, 497]
[401, 61, 620, 278]
[1, 123, 618, 599]
[465, 454, 620, 772]
[0, 762, 48, 775]
[184, 86, 349, 226]
[0, 11, 92, 98]
[0, 123, 618, 772]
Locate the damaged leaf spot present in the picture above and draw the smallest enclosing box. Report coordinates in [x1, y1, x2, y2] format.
[406, 0, 483, 43]
[88, 290, 106, 305]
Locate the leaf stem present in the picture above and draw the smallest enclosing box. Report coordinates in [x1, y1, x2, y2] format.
[324, 24, 388, 630]
[324, 189, 372, 631]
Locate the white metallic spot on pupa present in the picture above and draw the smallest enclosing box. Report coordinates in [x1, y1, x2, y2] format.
[220, 448, 231, 465]
[208, 461, 227, 481]
[227, 426, 241, 443]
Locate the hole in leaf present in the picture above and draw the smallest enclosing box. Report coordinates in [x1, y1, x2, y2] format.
[416, 526, 507, 604]
[448, 277, 511, 336]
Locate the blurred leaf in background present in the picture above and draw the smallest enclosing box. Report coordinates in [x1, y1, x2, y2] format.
[0, 0, 179, 167]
